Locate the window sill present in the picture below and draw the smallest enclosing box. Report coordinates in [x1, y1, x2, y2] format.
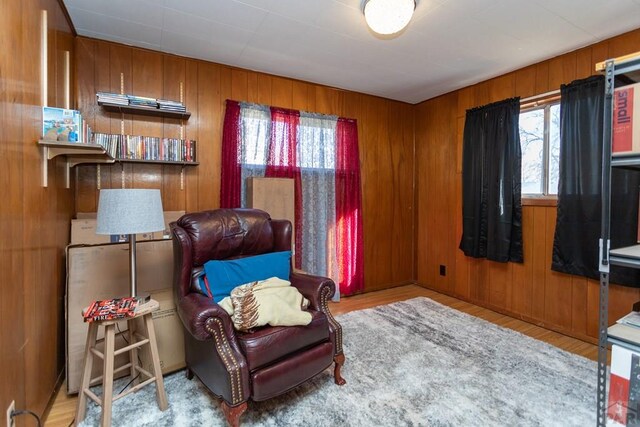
[522, 196, 557, 207]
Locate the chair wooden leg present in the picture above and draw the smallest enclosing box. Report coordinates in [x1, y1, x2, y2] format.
[76, 322, 98, 423]
[221, 401, 247, 427]
[334, 353, 346, 386]
[185, 368, 194, 380]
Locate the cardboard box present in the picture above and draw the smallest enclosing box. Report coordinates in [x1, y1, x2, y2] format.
[66, 239, 185, 394]
[608, 344, 640, 425]
[70, 211, 184, 245]
[71, 219, 154, 245]
[246, 177, 295, 250]
[160, 211, 186, 238]
[138, 288, 185, 376]
[614, 82, 640, 155]
[76, 212, 97, 219]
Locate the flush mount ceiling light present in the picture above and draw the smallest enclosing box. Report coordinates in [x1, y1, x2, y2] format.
[363, 0, 416, 35]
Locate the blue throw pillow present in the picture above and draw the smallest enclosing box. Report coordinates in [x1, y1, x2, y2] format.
[203, 251, 292, 303]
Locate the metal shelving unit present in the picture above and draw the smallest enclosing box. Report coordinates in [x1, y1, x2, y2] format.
[597, 52, 640, 427]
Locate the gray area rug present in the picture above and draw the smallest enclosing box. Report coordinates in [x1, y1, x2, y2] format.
[79, 297, 596, 426]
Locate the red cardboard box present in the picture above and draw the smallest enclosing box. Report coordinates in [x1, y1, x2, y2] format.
[608, 344, 640, 425]
[614, 82, 640, 154]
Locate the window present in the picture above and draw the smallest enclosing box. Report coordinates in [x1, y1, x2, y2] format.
[519, 103, 560, 195]
[221, 100, 364, 296]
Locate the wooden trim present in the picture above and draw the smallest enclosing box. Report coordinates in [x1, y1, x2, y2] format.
[485, 299, 597, 345]
[57, 0, 77, 36]
[41, 10, 47, 107]
[40, 370, 66, 424]
[232, 99, 354, 122]
[522, 196, 557, 207]
[415, 281, 598, 345]
[520, 89, 560, 103]
[520, 94, 561, 111]
[596, 50, 640, 72]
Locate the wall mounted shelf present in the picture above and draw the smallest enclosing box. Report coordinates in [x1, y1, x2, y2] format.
[40, 140, 110, 158]
[98, 101, 191, 120]
[41, 81, 197, 190]
[611, 153, 640, 169]
[608, 245, 640, 269]
[38, 140, 197, 189]
[114, 158, 199, 166]
[39, 140, 114, 188]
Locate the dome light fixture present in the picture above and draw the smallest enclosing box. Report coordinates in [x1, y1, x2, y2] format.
[363, 0, 416, 35]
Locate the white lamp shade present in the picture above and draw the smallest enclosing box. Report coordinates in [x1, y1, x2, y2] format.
[96, 189, 165, 235]
[363, 0, 415, 35]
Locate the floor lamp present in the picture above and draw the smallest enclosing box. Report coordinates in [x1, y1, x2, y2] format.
[96, 188, 165, 297]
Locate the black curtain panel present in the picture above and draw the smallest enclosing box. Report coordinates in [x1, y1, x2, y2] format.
[552, 75, 640, 286]
[460, 97, 523, 263]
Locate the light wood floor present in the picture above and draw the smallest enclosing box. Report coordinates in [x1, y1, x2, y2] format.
[44, 284, 598, 426]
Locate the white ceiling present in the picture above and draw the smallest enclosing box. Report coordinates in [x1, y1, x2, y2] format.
[63, 0, 640, 104]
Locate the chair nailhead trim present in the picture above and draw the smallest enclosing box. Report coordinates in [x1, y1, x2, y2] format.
[203, 288, 340, 406]
[321, 286, 343, 354]
[205, 318, 243, 404]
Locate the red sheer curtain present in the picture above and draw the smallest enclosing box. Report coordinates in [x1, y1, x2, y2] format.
[265, 107, 304, 269]
[220, 101, 364, 296]
[336, 118, 364, 295]
[220, 100, 241, 208]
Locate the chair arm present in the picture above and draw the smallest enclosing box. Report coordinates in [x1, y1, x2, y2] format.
[289, 271, 343, 355]
[289, 271, 335, 310]
[177, 293, 238, 343]
[177, 293, 251, 405]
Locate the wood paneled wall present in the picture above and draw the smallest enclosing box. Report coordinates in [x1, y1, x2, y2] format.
[0, 0, 75, 421]
[415, 28, 640, 343]
[7, 6, 638, 416]
[73, 37, 415, 293]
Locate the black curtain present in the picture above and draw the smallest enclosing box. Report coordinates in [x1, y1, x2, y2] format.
[459, 97, 523, 263]
[552, 75, 640, 286]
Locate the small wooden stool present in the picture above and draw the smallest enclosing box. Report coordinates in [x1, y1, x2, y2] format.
[75, 299, 168, 426]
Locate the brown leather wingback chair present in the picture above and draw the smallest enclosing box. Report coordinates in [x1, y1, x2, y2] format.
[171, 208, 345, 427]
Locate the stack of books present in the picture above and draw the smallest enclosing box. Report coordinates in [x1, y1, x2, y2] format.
[157, 99, 186, 113]
[93, 133, 120, 158]
[96, 92, 128, 106]
[93, 132, 196, 162]
[127, 95, 158, 108]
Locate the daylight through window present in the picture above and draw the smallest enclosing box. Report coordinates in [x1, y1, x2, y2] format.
[519, 103, 560, 196]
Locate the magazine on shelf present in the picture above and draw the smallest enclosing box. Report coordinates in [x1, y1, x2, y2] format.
[96, 92, 129, 105]
[157, 99, 186, 112]
[42, 107, 81, 142]
[127, 95, 158, 108]
[83, 297, 139, 323]
[157, 99, 184, 106]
